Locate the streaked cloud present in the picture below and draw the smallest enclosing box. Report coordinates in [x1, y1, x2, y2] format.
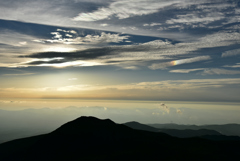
[100, 24, 109, 27]
[221, 49, 240, 57]
[224, 63, 240, 68]
[72, 0, 179, 21]
[169, 68, 205, 73]
[171, 68, 240, 75]
[33, 31, 130, 45]
[201, 68, 240, 75]
[149, 56, 211, 70]
[68, 78, 78, 81]
[3, 73, 35, 76]
[143, 23, 162, 27]
[1, 78, 240, 102]
[166, 12, 225, 25]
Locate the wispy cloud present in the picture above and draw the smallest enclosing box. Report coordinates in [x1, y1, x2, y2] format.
[1, 78, 240, 101]
[224, 63, 240, 68]
[12, 29, 240, 69]
[33, 31, 130, 45]
[149, 56, 211, 70]
[72, 0, 180, 21]
[68, 78, 78, 81]
[143, 23, 162, 27]
[3, 73, 35, 76]
[201, 68, 240, 75]
[169, 68, 205, 73]
[5, 78, 240, 93]
[166, 12, 225, 25]
[170, 68, 240, 75]
[221, 49, 240, 57]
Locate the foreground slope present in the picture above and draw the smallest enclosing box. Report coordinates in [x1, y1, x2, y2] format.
[0, 116, 240, 161]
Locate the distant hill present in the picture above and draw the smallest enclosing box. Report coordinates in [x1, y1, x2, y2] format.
[124, 121, 159, 132]
[148, 123, 240, 136]
[158, 129, 221, 138]
[0, 116, 240, 161]
[124, 121, 239, 139]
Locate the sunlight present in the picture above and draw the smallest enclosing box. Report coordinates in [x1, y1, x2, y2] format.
[37, 60, 103, 68]
[44, 47, 77, 52]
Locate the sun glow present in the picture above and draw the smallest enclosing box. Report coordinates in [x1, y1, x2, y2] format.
[44, 47, 77, 52]
[37, 60, 103, 68]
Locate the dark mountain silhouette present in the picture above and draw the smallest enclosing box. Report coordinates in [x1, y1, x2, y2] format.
[158, 129, 221, 138]
[124, 121, 225, 138]
[148, 123, 240, 136]
[200, 135, 240, 141]
[0, 116, 240, 161]
[124, 121, 159, 132]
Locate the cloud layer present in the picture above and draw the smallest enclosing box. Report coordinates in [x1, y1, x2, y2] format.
[0, 0, 240, 103]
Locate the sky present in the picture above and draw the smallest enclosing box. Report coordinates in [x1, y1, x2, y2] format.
[0, 0, 240, 102]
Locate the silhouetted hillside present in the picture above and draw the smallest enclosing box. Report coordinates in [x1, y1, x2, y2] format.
[124, 121, 240, 140]
[0, 116, 240, 161]
[124, 121, 224, 138]
[158, 129, 221, 138]
[148, 123, 240, 136]
[124, 121, 159, 132]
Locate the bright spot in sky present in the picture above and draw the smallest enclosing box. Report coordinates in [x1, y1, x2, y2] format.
[38, 61, 103, 68]
[44, 47, 77, 52]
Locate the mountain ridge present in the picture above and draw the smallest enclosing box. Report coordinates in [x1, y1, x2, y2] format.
[0, 116, 240, 161]
[148, 123, 240, 136]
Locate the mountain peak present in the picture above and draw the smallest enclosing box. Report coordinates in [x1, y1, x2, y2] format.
[73, 116, 115, 124]
[50, 116, 129, 137]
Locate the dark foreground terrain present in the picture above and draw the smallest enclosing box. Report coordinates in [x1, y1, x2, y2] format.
[0, 116, 240, 161]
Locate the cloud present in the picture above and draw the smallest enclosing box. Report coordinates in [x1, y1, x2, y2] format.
[221, 49, 240, 57]
[2, 21, 239, 69]
[223, 63, 240, 68]
[56, 29, 77, 34]
[24, 59, 66, 65]
[134, 78, 240, 90]
[143, 23, 162, 27]
[201, 68, 240, 75]
[169, 68, 205, 73]
[34, 31, 130, 45]
[51, 32, 62, 39]
[169, 65, 240, 75]
[15, 29, 240, 69]
[18, 41, 27, 46]
[121, 66, 139, 70]
[21, 48, 116, 60]
[166, 12, 225, 25]
[0, 100, 27, 104]
[198, 31, 240, 47]
[1, 78, 240, 101]
[65, 34, 73, 38]
[68, 78, 78, 81]
[176, 109, 182, 114]
[72, 0, 180, 21]
[18, 40, 171, 67]
[159, 103, 169, 114]
[149, 56, 211, 70]
[164, 2, 238, 30]
[3, 73, 35, 76]
[100, 24, 109, 27]
[0, 0, 239, 42]
[196, 3, 236, 10]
